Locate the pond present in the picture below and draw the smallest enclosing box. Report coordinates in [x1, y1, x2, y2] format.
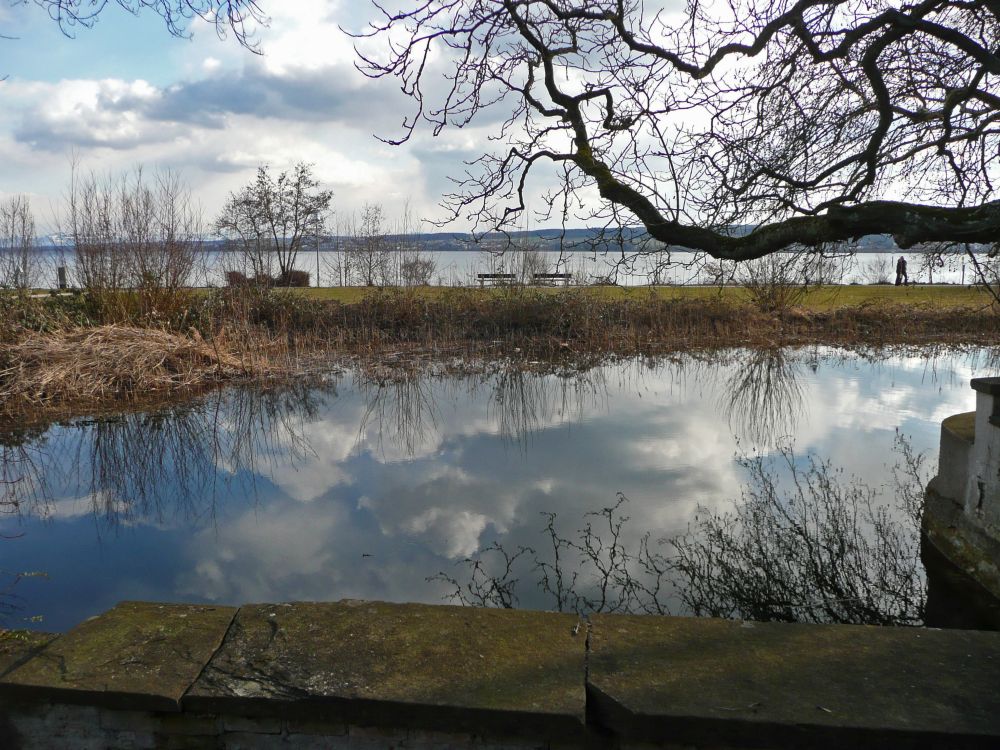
[1, 346, 996, 632]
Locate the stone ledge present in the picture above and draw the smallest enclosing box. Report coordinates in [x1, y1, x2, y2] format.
[0, 602, 237, 712]
[588, 613, 1000, 749]
[0, 631, 57, 680]
[3, 600, 1000, 748]
[184, 601, 586, 740]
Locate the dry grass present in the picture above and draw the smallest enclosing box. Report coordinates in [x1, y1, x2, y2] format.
[0, 284, 996, 420]
[321, 287, 1000, 354]
[0, 325, 291, 415]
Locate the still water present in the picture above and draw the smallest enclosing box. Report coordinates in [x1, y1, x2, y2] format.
[25, 248, 974, 288]
[0, 347, 995, 631]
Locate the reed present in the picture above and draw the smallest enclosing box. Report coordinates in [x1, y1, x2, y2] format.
[0, 324, 292, 415]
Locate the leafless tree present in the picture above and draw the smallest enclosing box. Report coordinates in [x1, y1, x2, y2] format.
[215, 163, 332, 285]
[396, 200, 437, 286]
[357, 1, 1000, 260]
[347, 202, 391, 287]
[0, 196, 35, 290]
[30, 0, 267, 50]
[67, 165, 203, 302]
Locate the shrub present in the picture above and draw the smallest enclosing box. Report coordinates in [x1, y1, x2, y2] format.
[276, 269, 311, 287]
[226, 271, 250, 287]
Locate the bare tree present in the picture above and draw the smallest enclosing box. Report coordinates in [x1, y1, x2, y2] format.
[346, 202, 391, 287]
[358, 1, 1000, 259]
[215, 163, 332, 285]
[67, 165, 203, 303]
[30, 1, 267, 49]
[396, 200, 436, 286]
[0, 196, 35, 290]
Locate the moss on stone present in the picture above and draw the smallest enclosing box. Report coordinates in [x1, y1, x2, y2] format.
[943, 411, 976, 443]
[0, 601, 236, 711]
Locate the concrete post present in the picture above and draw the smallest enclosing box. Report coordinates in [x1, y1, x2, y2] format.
[965, 377, 1000, 532]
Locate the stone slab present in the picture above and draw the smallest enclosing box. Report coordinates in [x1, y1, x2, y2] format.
[0, 601, 236, 712]
[0, 631, 57, 679]
[588, 613, 1000, 749]
[185, 600, 586, 738]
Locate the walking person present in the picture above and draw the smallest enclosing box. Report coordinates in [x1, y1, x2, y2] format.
[895, 256, 908, 286]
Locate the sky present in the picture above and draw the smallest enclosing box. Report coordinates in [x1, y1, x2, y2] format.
[0, 1, 503, 235]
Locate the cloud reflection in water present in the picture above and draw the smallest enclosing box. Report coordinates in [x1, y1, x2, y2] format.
[0, 347, 992, 631]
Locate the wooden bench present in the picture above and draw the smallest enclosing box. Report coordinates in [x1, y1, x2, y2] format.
[477, 273, 516, 287]
[532, 272, 572, 286]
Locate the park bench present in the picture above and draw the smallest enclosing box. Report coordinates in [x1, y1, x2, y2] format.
[532, 272, 572, 286]
[477, 273, 516, 287]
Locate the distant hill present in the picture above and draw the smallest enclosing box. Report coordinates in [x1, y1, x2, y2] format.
[25, 227, 923, 254]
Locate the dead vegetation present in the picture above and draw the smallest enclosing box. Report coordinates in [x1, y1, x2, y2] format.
[0, 286, 996, 419]
[0, 325, 293, 416]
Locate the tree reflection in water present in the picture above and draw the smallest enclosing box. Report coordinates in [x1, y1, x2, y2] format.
[0, 379, 338, 533]
[722, 348, 807, 447]
[0, 347, 985, 627]
[433, 435, 930, 626]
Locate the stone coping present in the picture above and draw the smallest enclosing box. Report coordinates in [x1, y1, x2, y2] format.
[0, 601, 236, 712]
[3, 599, 1000, 747]
[0, 631, 56, 680]
[589, 612, 1000, 749]
[184, 601, 586, 738]
[971, 377, 1000, 396]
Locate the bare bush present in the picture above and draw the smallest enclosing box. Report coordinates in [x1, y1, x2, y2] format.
[861, 255, 893, 285]
[395, 202, 436, 286]
[67, 165, 203, 317]
[737, 252, 812, 312]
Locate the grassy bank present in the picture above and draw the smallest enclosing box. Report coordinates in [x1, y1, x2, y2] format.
[0, 284, 996, 418]
[293, 283, 992, 310]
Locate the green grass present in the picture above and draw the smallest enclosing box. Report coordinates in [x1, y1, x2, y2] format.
[291, 284, 992, 310]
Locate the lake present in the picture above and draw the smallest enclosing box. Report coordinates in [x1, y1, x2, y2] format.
[0, 346, 995, 631]
[21, 248, 975, 288]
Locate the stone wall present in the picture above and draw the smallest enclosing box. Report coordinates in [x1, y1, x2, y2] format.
[3, 600, 1000, 749]
[925, 377, 1000, 605]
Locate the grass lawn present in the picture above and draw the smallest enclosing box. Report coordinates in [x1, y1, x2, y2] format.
[293, 283, 993, 310]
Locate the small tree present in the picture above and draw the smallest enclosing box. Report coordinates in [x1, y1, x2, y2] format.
[395, 199, 435, 287]
[347, 203, 391, 287]
[0, 196, 35, 290]
[215, 163, 332, 285]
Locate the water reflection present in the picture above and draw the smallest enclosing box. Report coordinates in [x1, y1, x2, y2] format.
[722, 348, 807, 446]
[0, 347, 996, 631]
[431, 437, 928, 627]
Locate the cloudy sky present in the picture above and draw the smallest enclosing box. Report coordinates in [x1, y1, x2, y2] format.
[0, 1, 503, 234]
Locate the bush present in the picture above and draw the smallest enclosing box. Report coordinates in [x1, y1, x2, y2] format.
[226, 271, 250, 287]
[276, 269, 311, 287]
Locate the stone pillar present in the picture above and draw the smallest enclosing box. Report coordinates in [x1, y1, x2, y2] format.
[965, 377, 1000, 534]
